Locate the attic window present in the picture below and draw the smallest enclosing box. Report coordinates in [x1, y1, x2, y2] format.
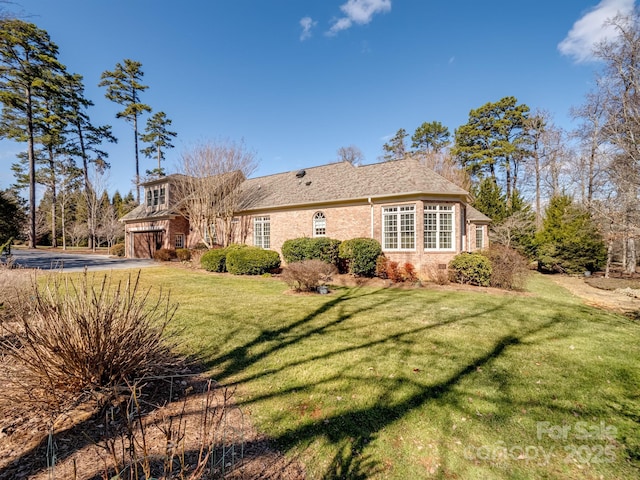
[295, 169, 306, 178]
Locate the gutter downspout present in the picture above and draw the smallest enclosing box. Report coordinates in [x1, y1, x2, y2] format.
[368, 197, 374, 239]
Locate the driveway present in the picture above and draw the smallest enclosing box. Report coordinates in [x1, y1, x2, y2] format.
[7, 248, 159, 272]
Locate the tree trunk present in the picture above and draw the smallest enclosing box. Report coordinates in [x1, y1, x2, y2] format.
[26, 85, 36, 249]
[625, 236, 637, 274]
[134, 112, 140, 203]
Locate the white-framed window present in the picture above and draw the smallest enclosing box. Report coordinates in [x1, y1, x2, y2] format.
[175, 233, 185, 249]
[475, 225, 484, 250]
[313, 211, 326, 237]
[424, 204, 454, 250]
[382, 205, 415, 250]
[254, 216, 270, 249]
[146, 185, 167, 207]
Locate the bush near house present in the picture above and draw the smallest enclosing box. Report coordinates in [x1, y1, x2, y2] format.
[154, 248, 177, 262]
[176, 248, 191, 262]
[482, 244, 530, 290]
[281, 237, 341, 266]
[200, 244, 247, 272]
[110, 242, 125, 257]
[226, 246, 281, 275]
[281, 259, 338, 292]
[338, 238, 382, 277]
[449, 252, 492, 286]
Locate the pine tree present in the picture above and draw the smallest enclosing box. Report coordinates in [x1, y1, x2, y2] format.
[99, 59, 151, 203]
[141, 111, 176, 176]
[0, 19, 65, 247]
[381, 128, 408, 161]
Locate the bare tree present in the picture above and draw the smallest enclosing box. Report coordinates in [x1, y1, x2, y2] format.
[410, 150, 471, 190]
[337, 145, 364, 165]
[570, 93, 613, 211]
[67, 221, 87, 248]
[591, 12, 640, 273]
[99, 202, 123, 249]
[174, 139, 257, 248]
[524, 111, 573, 228]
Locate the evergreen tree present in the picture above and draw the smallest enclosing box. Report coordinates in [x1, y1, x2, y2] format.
[535, 195, 606, 273]
[99, 59, 151, 203]
[0, 19, 65, 247]
[411, 121, 450, 153]
[472, 177, 507, 223]
[141, 111, 176, 176]
[453, 96, 530, 206]
[381, 128, 408, 161]
[0, 189, 25, 244]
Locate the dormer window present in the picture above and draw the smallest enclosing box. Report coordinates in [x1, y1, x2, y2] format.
[146, 184, 167, 208]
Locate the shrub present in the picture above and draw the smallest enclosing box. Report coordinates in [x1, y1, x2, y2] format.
[154, 248, 177, 262]
[401, 262, 418, 283]
[338, 238, 382, 277]
[387, 261, 401, 282]
[425, 263, 450, 285]
[448, 252, 492, 287]
[176, 248, 191, 262]
[281, 237, 341, 266]
[0, 271, 178, 405]
[226, 246, 281, 275]
[281, 260, 338, 292]
[281, 238, 309, 264]
[110, 242, 125, 257]
[375, 255, 388, 279]
[201, 247, 228, 272]
[482, 244, 530, 290]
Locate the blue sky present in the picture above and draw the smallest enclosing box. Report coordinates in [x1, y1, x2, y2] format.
[0, 0, 636, 197]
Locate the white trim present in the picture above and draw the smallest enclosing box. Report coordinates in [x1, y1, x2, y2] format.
[129, 226, 165, 232]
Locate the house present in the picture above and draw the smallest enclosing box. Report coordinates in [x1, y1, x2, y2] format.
[120, 158, 490, 274]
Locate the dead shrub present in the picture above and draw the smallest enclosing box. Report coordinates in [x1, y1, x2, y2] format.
[281, 260, 338, 292]
[0, 271, 180, 408]
[386, 261, 401, 282]
[401, 262, 418, 283]
[483, 244, 530, 290]
[375, 255, 388, 279]
[153, 248, 177, 262]
[424, 263, 450, 285]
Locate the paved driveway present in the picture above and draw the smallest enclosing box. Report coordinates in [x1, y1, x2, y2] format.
[7, 249, 158, 272]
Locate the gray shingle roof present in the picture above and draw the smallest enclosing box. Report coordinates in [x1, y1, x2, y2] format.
[466, 205, 492, 223]
[237, 158, 470, 211]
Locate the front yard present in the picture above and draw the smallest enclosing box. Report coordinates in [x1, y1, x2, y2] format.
[1, 267, 639, 479]
[155, 268, 639, 479]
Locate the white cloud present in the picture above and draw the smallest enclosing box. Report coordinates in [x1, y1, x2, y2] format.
[327, 0, 392, 36]
[558, 0, 636, 63]
[299, 16, 317, 41]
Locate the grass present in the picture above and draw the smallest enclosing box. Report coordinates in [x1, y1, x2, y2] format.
[69, 268, 640, 479]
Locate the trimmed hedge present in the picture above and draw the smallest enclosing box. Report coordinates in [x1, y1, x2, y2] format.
[338, 238, 382, 277]
[201, 248, 227, 272]
[281, 237, 341, 266]
[200, 244, 247, 272]
[448, 252, 492, 287]
[226, 246, 281, 275]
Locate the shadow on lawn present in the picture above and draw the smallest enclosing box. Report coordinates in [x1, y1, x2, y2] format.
[199, 284, 580, 479]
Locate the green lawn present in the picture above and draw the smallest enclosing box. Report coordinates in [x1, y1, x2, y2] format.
[123, 268, 639, 479]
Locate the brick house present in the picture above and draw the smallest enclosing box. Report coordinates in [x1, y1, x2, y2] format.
[120, 158, 490, 274]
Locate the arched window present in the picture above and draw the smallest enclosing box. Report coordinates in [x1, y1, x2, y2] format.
[313, 212, 326, 237]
